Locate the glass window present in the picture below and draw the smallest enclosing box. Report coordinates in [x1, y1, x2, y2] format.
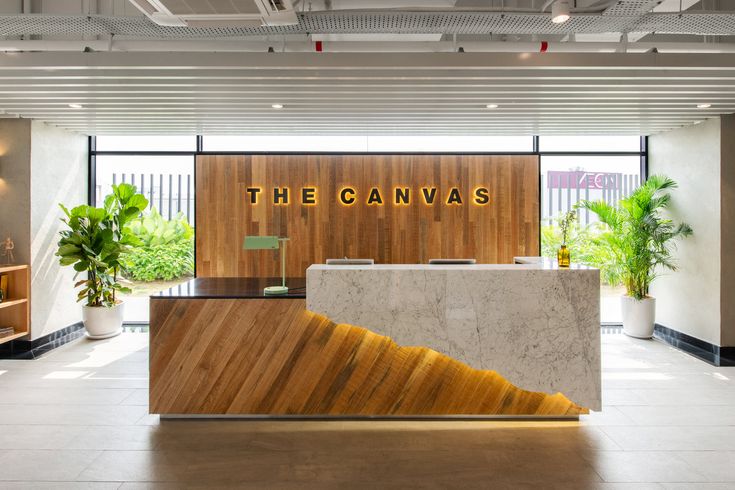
[365, 135, 533, 152]
[541, 155, 642, 226]
[92, 133, 646, 327]
[204, 135, 368, 152]
[203, 135, 533, 153]
[539, 135, 641, 153]
[541, 155, 642, 324]
[96, 135, 196, 152]
[94, 155, 195, 222]
[95, 155, 195, 323]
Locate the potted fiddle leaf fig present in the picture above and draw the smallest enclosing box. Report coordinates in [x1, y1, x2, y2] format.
[579, 175, 692, 339]
[56, 184, 148, 339]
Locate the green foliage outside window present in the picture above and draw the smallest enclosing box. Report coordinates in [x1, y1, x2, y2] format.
[542, 219, 620, 284]
[123, 208, 194, 282]
[124, 240, 194, 282]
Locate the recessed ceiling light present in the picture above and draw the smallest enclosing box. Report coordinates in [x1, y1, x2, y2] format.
[271, 103, 284, 109]
[68, 103, 83, 109]
[696, 103, 711, 109]
[551, 0, 571, 24]
[486, 104, 499, 109]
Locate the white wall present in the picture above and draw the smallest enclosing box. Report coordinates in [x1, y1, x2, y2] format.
[649, 118, 722, 345]
[29, 121, 87, 340]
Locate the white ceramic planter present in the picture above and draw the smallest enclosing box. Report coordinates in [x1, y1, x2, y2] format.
[82, 302, 124, 340]
[621, 295, 656, 339]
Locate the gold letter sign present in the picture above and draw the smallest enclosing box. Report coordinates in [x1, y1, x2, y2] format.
[246, 186, 491, 206]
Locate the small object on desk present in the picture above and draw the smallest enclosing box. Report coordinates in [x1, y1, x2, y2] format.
[326, 258, 375, 265]
[243, 235, 290, 295]
[557, 211, 576, 268]
[557, 245, 571, 268]
[0, 326, 15, 338]
[514, 256, 543, 264]
[428, 258, 476, 265]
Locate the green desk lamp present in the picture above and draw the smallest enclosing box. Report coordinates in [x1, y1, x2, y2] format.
[243, 236, 290, 295]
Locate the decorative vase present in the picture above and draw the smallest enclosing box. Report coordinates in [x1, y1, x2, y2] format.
[621, 296, 656, 339]
[557, 245, 570, 267]
[82, 302, 124, 340]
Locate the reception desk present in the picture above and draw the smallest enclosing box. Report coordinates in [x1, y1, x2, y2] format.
[149, 260, 600, 417]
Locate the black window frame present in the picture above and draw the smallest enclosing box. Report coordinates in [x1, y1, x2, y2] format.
[88, 134, 648, 256]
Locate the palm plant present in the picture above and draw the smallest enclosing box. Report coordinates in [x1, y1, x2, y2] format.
[578, 175, 692, 300]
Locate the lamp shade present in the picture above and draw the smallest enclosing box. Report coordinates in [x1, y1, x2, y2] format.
[243, 235, 280, 250]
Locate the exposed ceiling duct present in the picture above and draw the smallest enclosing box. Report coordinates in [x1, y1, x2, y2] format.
[128, 0, 299, 27]
[2, 9, 735, 38]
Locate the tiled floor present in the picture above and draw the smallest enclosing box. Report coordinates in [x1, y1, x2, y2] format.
[0, 331, 734, 489]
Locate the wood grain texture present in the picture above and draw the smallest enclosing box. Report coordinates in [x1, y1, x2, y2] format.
[149, 298, 586, 416]
[195, 154, 540, 278]
[0, 264, 30, 344]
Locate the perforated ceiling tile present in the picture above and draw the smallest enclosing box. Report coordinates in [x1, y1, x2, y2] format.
[297, 12, 638, 35]
[604, 0, 663, 16]
[0, 15, 112, 36]
[633, 13, 735, 35]
[1, 11, 735, 38]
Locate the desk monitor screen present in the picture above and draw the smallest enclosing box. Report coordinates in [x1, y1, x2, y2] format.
[326, 258, 375, 265]
[428, 258, 476, 265]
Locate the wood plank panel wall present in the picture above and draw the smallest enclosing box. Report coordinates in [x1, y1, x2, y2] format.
[196, 154, 539, 278]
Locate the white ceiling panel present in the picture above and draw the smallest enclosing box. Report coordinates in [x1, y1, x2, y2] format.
[0, 51, 732, 135]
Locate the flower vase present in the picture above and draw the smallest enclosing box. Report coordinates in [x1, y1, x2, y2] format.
[557, 245, 570, 267]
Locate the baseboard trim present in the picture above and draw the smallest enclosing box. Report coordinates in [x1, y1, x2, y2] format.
[0, 322, 85, 359]
[654, 324, 735, 367]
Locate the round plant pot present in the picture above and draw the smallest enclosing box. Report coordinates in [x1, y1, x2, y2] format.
[82, 302, 124, 340]
[621, 295, 656, 339]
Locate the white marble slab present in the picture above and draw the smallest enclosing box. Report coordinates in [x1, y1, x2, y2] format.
[306, 261, 601, 411]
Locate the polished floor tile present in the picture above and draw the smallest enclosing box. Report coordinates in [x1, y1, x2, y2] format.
[0, 449, 101, 481]
[601, 425, 735, 451]
[0, 424, 84, 450]
[67, 425, 160, 451]
[582, 451, 709, 483]
[0, 330, 732, 487]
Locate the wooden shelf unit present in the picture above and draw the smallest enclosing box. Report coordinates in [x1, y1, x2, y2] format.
[0, 265, 30, 345]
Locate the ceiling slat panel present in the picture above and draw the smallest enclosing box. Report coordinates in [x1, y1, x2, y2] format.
[0, 52, 731, 135]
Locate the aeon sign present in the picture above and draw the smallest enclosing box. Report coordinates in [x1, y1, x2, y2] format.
[547, 171, 622, 190]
